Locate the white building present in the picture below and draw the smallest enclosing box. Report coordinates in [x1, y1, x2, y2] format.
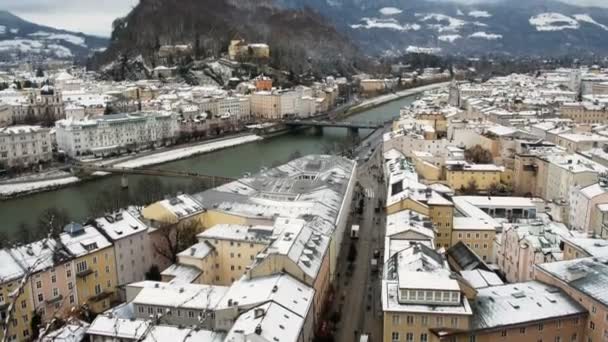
[94, 210, 155, 299]
[55, 112, 178, 157]
[0, 125, 52, 168]
[217, 96, 250, 120]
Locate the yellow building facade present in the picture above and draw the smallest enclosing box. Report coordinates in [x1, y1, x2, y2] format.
[446, 165, 503, 192]
[0, 260, 35, 342]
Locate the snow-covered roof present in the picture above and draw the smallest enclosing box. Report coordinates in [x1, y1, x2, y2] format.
[537, 258, 608, 307]
[255, 217, 330, 280]
[197, 224, 274, 245]
[469, 281, 586, 331]
[158, 194, 205, 219]
[177, 241, 214, 260]
[562, 237, 608, 258]
[0, 250, 25, 283]
[0, 125, 47, 135]
[87, 315, 151, 339]
[160, 264, 202, 284]
[216, 273, 314, 318]
[142, 326, 224, 342]
[94, 210, 148, 241]
[460, 269, 504, 289]
[59, 226, 112, 257]
[225, 302, 304, 342]
[131, 282, 229, 311]
[41, 320, 89, 342]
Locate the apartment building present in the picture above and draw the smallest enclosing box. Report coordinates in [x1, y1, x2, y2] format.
[0, 250, 35, 342]
[10, 240, 77, 322]
[452, 217, 496, 262]
[93, 210, 156, 299]
[190, 224, 273, 285]
[59, 223, 118, 313]
[55, 112, 178, 157]
[536, 258, 608, 342]
[0, 125, 52, 168]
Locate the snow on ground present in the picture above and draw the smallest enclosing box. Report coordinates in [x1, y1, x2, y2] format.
[10, 28, 18, 34]
[573, 14, 608, 31]
[2, 170, 71, 183]
[529, 13, 580, 31]
[0, 177, 80, 196]
[418, 13, 466, 33]
[0, 26, 5, 35]
[469, 31, 503, 40]
[351, 18, 420, 31]
[29, 32, 87, 47]
[457, 9, 464, 16]
[438, 34, 462, 43]
[406, 46, 442, 54]
[379, 7, 402, 16]
[114, 135, 263, 169]
[469, 10, 492, 18]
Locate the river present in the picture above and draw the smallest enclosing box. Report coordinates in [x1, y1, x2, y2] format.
[0, 96, 415, 235]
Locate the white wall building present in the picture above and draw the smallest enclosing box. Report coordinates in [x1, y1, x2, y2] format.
[55, 112, 178, 157]
[0, 125, 52, 168]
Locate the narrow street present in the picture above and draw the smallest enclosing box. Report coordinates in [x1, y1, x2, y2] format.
[333, 142, 387, 342]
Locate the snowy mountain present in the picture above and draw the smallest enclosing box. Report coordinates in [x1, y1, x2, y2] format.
[275, 0, 608, 56]
[0, 11, 108, 62]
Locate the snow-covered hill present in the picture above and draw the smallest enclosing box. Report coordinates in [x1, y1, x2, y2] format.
[276, 0, 608, 56]
[0, 11, 108, 62]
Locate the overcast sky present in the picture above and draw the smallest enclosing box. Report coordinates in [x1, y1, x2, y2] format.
[2, 0, 608, 37]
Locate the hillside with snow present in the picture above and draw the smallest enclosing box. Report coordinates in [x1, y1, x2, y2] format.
[275, 0, 608, 56]
[0, 11, 108, 62]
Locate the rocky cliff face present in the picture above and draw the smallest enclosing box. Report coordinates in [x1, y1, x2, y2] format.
[91, 0, 361, 79]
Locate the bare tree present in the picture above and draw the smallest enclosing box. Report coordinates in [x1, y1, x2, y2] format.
[152, 218, 201, 264]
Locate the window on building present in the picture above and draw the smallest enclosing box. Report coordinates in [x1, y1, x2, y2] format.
[590, 321, 595, 330]
[539, 323, 544, 331]
[76, 261, 87, 273]
[391, 332, 400, 342]
[555, 337, 561, 342]
[469, 336, 476, 342]
[94, 284, 102, 295]
[421, 333, 428, 342]
[501, 330, 507, 337]
[405, 333, 413, 342]
[392, 315, 400, 325]
[37, 293, 43, 303]
[406, 316, 414, 325]
[451, 317, 458, 328]
[520, 327, 526, 334]
[571, 333, 577, 342]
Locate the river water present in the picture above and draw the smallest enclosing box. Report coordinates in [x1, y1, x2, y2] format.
[0, 96, 415, 234]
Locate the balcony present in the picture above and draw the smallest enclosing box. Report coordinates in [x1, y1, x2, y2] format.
[45, 295, 63, 305]
[89, 290, 113, 303]
[76, 268, 94, 278]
